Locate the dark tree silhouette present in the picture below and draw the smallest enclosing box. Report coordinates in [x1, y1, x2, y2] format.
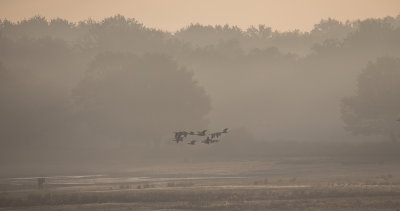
[341, 57, 400, 141]
[82, 15, 168, 53]
[1, 14, 400, 171]
[73, 52, 211, 146]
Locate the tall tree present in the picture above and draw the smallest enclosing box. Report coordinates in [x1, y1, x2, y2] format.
[73, 52, 211, 146]
[341, 57, 400, 141]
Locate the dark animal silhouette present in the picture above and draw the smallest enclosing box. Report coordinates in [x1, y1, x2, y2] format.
[197, 130, 207, 136]
[211, 139, 220, 143]
[201, 136, 212, 144]
[187, 140, 197, 145]
[172, 136, 184, 143]
[181, 131, 189, 138]
[175, 131, 189, 139]
[37, 177, 45, 189]
[174, 132, 182, 139]
[172, 128, 226, 145]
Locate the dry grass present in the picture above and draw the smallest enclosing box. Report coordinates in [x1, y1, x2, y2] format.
[1, 158, 400, 210]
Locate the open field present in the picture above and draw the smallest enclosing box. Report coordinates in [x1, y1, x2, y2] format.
[1, 158, 400, 210]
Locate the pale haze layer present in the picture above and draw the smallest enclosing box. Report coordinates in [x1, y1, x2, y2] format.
[1, 0, 399, 32]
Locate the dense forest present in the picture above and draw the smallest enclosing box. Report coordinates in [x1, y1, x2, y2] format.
[1, 15, 400, 174]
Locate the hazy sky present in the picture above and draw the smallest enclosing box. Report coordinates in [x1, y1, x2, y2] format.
[1, 0, 399, 32]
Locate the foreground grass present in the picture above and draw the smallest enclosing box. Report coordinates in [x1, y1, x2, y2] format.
[1, 184, 400, 210]
[2, 159, 400, 210]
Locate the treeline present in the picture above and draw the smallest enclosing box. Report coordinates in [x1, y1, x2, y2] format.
[1, 15, 400, 171]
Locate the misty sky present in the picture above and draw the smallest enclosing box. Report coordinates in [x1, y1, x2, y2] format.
[1, 0, 399, 32]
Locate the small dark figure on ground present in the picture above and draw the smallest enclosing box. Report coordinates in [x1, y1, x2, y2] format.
[187, 140, 197, 145]
[37, 177, 45, 189]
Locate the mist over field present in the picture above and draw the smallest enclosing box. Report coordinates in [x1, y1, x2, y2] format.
[1, 14, 400, 177]
[1, 1, 400, 208]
